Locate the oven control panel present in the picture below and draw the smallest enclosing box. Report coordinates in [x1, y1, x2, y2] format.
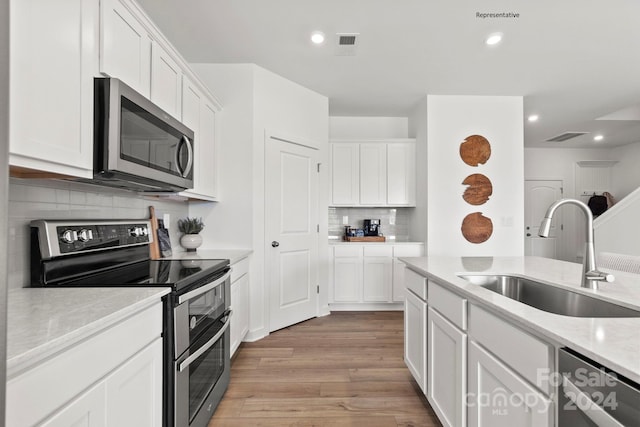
[31, 220, 153, 259]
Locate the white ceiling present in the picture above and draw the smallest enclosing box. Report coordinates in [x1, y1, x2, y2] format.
[136, 0, 640, 148]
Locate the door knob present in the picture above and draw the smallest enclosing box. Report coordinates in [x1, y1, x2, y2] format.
[272, 241, 280, 247]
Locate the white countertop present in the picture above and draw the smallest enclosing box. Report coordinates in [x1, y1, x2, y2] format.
[399, 256, 640, 384]
[169, 248, 252, 264]
[329, 240, 424, 245]
[6, 287, 170, 378]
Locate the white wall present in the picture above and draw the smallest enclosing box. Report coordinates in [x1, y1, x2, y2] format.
[611, 141, 640, 200]
[595, 187, 640, 257]
[408, 97, 428, 246]
[190, 63, 329, 341]
[427, 95, 524, 256]
[329, 117, 409, 139]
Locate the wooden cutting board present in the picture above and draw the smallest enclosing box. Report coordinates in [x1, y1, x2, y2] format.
[149, 206, 161, 259]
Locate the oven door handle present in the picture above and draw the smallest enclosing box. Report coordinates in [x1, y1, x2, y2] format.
[178, 309, 233, 373]
[178, 269, 231, 304]
[562, 375, 625, 427]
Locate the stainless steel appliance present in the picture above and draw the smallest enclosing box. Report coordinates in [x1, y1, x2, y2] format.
[93, 78, 195, 192]
[559, 348, 640, 426]
[30, 219, 231, 427]
[363, 219, 381, 236]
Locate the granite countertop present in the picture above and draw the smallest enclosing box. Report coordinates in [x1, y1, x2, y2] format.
[169, 248, 252, 264]
[399, 256, 640, 384]
[6, 287, 170, 378]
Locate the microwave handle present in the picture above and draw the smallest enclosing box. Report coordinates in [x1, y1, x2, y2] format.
[175, 136, 194, 178]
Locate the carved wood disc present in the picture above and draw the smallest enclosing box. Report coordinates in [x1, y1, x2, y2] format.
[459, 135, 491, 166]
[461, 212, 493, 244]
[462, 173, 493, 205]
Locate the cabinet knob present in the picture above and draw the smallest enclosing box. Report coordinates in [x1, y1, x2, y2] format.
[272, 241, 280, 247]
[526, 233, 531, 237]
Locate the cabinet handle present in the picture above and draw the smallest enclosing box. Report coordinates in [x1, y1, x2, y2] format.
[272, 241, 280, 247]
[562, 375, 624, 427]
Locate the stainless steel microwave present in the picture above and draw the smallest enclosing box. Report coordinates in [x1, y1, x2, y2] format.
[93, 77, 194, 192]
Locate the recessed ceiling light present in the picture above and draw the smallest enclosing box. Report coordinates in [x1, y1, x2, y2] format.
[528, 114, 539, 122]
[594, 134, 604, 141]
[310, 31, 325, 45]
[485, 32, 503, 46]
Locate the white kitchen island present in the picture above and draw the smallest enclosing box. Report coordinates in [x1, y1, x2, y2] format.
[400, 256, 640, 427]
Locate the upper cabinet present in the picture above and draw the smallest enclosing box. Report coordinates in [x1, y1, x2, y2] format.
[100, 0, 152, 97]
[330, 139, 416, 207]
[179, 77, 221, 201]
[9, 0, 99, 178]
[9, 0, 222, 200]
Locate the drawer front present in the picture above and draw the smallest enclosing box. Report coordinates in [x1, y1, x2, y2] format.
[231, 257, 249, 283]
[363, 245, 393, 257]
[469, 304, 553, 395]
[405, 267, 427, 300]
[429, 280, 467, 330]
[334, 245, 363, 257]
[393, 244, 424, 257]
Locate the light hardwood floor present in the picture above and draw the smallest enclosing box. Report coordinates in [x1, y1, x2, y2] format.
[209, 311, 442, 427]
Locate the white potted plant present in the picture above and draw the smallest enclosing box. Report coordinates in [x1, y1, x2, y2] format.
[178, 217, 204, 252]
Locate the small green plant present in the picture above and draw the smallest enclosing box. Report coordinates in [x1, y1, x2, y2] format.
[177, 217, 205, 234]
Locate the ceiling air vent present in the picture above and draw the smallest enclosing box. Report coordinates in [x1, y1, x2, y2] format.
[335, 33, 359, 56]
[545, 132, 589, 142]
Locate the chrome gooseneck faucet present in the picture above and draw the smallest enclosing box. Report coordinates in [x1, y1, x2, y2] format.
[538, 198, 614, 290]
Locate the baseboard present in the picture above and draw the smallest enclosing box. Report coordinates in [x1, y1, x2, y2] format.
[329, 302, 404, 311]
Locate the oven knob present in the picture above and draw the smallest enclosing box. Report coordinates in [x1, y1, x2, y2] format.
[78, 229, 93, 242]
[61, 229, 77, 244]
[140, 226, 148, 236]
[128, 227, 141, 237]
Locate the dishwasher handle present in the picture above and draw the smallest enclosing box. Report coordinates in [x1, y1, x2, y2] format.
[562, 375, 625, 427]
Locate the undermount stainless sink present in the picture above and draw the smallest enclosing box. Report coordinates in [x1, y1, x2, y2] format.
[458, 274, 640, 318]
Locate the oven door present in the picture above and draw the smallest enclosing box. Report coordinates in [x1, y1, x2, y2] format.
[175, 310, 231, 427]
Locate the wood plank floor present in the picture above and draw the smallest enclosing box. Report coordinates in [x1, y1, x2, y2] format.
[208, 311, 442, 427]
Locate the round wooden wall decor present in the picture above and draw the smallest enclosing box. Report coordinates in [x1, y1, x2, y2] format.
[461, 212, 493, 244]
[462, 173, 493, 205]
[459, 135, 491, 166]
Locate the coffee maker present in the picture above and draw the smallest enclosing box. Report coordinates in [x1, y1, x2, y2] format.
[363, 219, 381, 236]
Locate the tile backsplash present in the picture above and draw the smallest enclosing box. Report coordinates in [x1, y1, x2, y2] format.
[8, 178, 189, 289]
[329, 207, 411, 241]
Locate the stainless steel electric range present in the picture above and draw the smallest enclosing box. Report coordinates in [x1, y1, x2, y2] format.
[30, 219, 232, 427]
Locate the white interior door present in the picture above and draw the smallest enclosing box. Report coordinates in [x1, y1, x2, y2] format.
[266, 135, 319, 332]
[525, 180, 563, 258]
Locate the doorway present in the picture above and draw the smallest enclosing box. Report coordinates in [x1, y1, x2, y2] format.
[525, 180, 563, 258]
[265, 133, 320, 332]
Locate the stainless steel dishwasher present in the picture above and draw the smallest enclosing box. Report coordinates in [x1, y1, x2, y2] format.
[559, 348, 640, 427]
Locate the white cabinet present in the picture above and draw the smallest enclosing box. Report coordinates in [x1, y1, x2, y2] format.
[100, 0, 151, 96]
[332, 246, 362, 303]
[428, 306, 466, 427]
[7, 302, 163, 427]
[179, 76, 221, 201]
[392, 245, 425, 302]
[150, 40, 182, 118]
[468, 340, 552, 427]
[330, 139, 416, 207]
[330, 244, 423, 307]
[359, 143, 387, 205]
[9, 0, 99, 178]
[330, 143, 359, 205]
[404, 270, 427, 393]
[230, 256, 250, 356]
[387, 142, 416, 206]
[362, 246, 393, 302]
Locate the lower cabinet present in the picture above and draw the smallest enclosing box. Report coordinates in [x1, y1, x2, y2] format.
[467, 340, 552, 427]
[330, 243, 424, 307]
[404, 279, 427, 393]
[7, 302, 163, 427]
[230, 256, 250, 356]
[428, 307, 467, 427]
